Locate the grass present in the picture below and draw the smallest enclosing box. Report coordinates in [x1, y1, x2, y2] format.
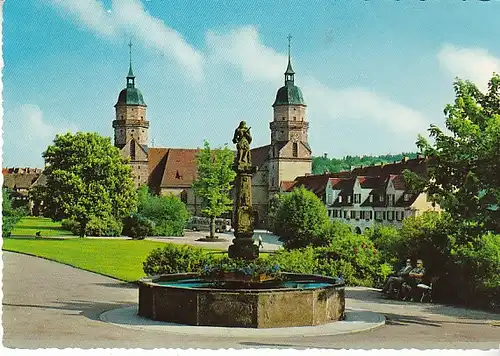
[2, 238, 172, 282]
[11, 216, 74, 237]
[4, 217, 270, 282]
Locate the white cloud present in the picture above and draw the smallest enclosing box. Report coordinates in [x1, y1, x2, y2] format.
[438, 44, 500, 90]
[111, 0, 204, 81]
[303, 77, 430, 136]
[49, 0, 204, 81]
[204, 27, 429, 138]
[3, 104, 77, 167]
[206, 26, 284, 82]
[49, 0, 116, 36]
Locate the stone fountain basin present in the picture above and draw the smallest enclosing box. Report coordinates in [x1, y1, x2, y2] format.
[138, 273, 345, 328]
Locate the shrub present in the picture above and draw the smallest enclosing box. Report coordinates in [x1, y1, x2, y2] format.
[138, 189, 190, 237]
[267, 247, 318, 275]
[443, 233, 500, 307]
[394, 211, 455, 276]
[268, 234, 392, 287]
[143, 244, 211, 276]
[122, 214, 155, 239]
[368, 225, 405, 266]
[275, 187, 330, 249]
[201, 257, 281, 279]
[61, 219, 80, 233]
[61, 215, 123, 237]
[316, 232, 390, 287]
[320, 220, 352, 246]
[2, 188, 27, 237]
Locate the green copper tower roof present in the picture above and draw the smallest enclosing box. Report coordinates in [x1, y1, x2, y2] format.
[116, 41, 146, 107]
[273, 35, 305, 107]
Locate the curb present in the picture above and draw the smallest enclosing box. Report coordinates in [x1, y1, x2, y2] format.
[99, 306, 385, 337]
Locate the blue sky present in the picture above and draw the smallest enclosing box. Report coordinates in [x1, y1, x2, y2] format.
[3, 0, 500, 168]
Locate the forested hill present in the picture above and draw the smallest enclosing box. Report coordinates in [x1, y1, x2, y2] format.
[312, 152, 418, 174]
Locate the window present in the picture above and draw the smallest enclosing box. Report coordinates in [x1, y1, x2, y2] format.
[333, 210, 338, 218]
[375, 211, 383, 221]
[404, 193, 410, 202]
[343, 211, 348, 219]
[369, 195, 373, 203]
[379, 194, 384, 202]
[387, 211, 394, 221]
[130, 140, 136, 160]
[355, 210, 361, 220]
[354, 194, 361, 203]
[350, 211, 355, 219]
[282, 117, 285, 121]
[368, 211, 373, 220]
[293, 116, 296, 120]
[338, 196, 342, 203]
[347, 195, 352, 203]
[292, 143, 298, 157]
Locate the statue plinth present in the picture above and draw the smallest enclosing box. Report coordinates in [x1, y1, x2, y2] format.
[228, 164, 259, 260]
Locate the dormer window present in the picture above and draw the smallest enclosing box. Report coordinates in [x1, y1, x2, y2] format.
[369, 195, 374, 203]
[347, 195, 351, 203]
[404, 193, 410, 201]
[338, 196, 342, 203]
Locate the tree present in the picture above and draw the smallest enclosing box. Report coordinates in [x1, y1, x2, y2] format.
[39, 132, 137, 237]
[2, 188, 27, 237]
[267, 193, 283, 233]
[275, 186, 330, 249]
[192, 141, 236, 238]
[138, 188, 190, 236]
[407, 74, 500, 239]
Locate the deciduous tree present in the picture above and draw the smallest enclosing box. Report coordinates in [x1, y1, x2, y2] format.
[407, 74, 500, 239]
[192, 141, 236, 239]
[40, 132, 137, 237]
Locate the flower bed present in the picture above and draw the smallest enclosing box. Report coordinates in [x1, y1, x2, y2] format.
[200, 257, 281, 282]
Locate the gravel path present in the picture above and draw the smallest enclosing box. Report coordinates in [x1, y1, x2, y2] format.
[2, 251, 499, 349]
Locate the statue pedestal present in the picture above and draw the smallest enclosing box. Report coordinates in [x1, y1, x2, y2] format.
[228, 166, 259, 260]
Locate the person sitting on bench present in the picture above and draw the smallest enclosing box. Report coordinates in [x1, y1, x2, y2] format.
[381, 258, 413, 296]
[401, 259, 426, 301]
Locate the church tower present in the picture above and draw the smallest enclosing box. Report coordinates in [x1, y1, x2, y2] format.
[268, 35, 312, 196]
[113, 41, 149, 187]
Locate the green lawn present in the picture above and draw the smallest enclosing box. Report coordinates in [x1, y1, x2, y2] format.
[2, 238, 226, 282]
[4, 217, 269, 282]
[11, 216, 74, 237]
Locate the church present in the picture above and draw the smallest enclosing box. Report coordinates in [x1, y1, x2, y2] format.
[113, 42, 313, 228]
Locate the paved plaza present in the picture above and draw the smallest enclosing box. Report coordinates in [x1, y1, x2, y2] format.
[2, 251, 500, 349]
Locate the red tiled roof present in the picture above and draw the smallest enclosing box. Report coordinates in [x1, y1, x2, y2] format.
[2, 170, 41, 190]
[351, 157, 427, 178]
[390, 174, 406, 190]
[148, 148, 169, 193]
[251, 145, 270, 168]
[160, 148, 201, 188]
[280, 180, 296, 191]
[358, 176, 381, 189]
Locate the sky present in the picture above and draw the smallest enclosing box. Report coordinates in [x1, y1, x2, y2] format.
[3, 0, 500, 168]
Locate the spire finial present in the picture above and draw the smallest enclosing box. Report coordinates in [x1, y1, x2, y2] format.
[128, 39, 133, 68]
[287, 34, 292, 60]
[127, 39, 135, 87]
[285, 34, 295, 83]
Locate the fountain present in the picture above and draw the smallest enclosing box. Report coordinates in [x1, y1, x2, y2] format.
[138, 121, 345, 328]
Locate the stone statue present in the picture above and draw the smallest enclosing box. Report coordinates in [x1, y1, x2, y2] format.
[232, 121, 252, 166]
